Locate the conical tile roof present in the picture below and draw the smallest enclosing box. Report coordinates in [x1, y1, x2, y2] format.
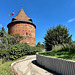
[7, 9, 36, 28]
[14, 9, 30, 20]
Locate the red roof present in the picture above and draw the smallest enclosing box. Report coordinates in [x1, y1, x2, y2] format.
[14, 9, 30, 20]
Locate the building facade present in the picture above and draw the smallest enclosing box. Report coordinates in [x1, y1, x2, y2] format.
[7, 9, 36, 46]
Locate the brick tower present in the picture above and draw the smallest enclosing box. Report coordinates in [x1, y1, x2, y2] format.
[7, 9, 36, 46]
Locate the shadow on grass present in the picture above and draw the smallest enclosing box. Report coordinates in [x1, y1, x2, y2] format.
[32, 60, 61, 75]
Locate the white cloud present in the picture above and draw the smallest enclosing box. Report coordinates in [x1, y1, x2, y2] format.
[68, 18, 75, 23]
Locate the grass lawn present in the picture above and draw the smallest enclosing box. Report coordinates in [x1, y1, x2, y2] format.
[0, 55, 29, 75]
[39, 50, 75, 61]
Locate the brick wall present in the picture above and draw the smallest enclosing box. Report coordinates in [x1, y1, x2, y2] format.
[8, 22, 36, 46]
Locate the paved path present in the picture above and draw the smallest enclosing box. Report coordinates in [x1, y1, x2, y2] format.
[14, 55, 56, 75]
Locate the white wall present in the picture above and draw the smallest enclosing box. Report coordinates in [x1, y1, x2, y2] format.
[36, 54, 75, 75]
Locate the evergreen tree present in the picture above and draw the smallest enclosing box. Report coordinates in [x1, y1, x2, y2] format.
[44, 25, 72, 51]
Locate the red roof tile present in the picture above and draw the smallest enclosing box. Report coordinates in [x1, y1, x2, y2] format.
[14, 9, 30, 20]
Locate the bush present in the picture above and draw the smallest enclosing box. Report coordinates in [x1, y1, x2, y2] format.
[39, 43, 75, 60]
[52, 44, 63, 51]
[61, 43, 75, 52]
[0, 45, 8, 59]
[52, 43, 75, 53]
[0, 27, 42, 61]
[0, 43, 42, 60]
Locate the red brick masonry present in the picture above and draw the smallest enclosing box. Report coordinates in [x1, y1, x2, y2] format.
[7, 9, 36, 46]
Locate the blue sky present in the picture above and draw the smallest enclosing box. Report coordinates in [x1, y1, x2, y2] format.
[0, 0, 75, 44]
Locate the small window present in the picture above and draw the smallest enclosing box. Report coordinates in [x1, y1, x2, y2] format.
[28, 19, 32, 22]
[29, 34, 31, 36]
[26, 32, 28, 35]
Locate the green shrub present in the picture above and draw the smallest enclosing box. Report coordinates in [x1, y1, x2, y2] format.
[39, 43, 75, 60]
[0, 28, 42, 61]
[0, 43, 42, 60]
[52, 44, 63, 51]
[52, 43, 75, 52]
[61, 43, 75, 52]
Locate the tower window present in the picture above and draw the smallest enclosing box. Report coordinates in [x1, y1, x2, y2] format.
[28, 19, 32, 22]
[26, 32, 28, 35]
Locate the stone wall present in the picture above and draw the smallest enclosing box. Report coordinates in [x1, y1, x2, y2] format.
[36, 54, 75, 75]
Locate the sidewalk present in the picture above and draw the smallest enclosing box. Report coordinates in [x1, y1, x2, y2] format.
[13, 55, 56, 75]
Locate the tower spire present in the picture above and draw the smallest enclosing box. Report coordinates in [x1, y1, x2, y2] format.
[14, 8, 30, 20]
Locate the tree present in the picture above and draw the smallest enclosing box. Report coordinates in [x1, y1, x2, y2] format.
[44, 25, 72, 51]
[36, 42, 45, 49]
[2, 27, 5, 32]
[0, 27, 6, 37]
[0, 28, 23, 45]
[36, 42, 41, 48]
[36, 42, 41, 46]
